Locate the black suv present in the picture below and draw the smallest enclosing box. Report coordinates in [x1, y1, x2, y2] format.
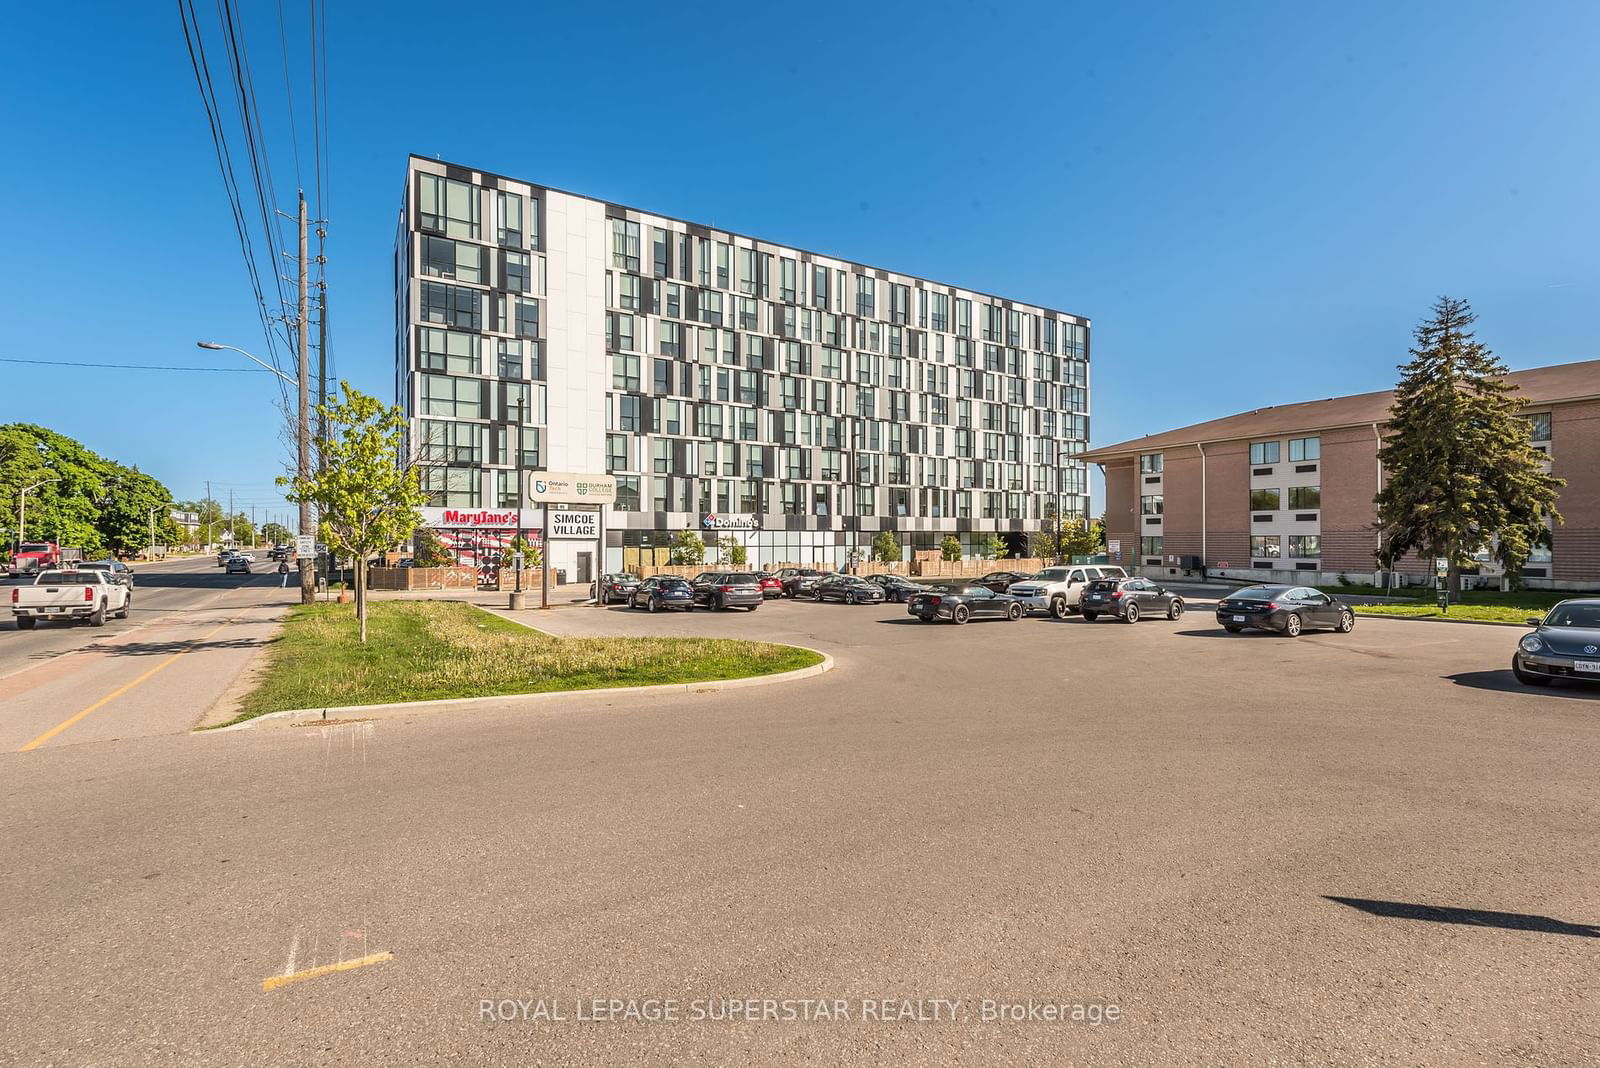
[1079, 578, 1184, 623]
[690, 572, 764, 611]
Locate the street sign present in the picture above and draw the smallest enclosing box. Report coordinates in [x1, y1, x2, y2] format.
[549, 511, 599, 540]
[1434, 557, 1449, 578]
[294, 534, 315, 558]
[527, 472, 617, 506]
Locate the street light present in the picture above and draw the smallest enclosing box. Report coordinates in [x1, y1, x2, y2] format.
[198, 339, 312, 604]
[17, 477, 60, 550]
[196, 341, 299, 386]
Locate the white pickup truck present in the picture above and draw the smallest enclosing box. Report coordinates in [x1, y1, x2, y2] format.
[1008, 564, 1129, 619]
[10, 569, 132, 629]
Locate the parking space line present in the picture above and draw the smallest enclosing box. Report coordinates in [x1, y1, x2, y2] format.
[17, 617, 235, 752]
[261, 951, 393, 992]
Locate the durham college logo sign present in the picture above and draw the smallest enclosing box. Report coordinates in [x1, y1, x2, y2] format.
[702, 513, 761, 532]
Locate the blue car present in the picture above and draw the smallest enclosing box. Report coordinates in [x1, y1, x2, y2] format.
[629, 576, 696, 612]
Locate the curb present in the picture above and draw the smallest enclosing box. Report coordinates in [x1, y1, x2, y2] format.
[203, 650, 834, 732]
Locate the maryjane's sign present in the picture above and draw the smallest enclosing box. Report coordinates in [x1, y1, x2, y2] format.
[421, 507, 539, 529]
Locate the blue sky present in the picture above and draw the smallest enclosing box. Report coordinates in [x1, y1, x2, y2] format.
[2, 0, 1596, 518]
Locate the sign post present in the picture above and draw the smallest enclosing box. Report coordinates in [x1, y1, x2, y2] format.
[541, 503, 549, 610]
[527, 473, 618, 611]
[1435, 557, 1450, 613]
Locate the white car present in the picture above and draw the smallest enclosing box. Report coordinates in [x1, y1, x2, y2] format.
[1008, 565, 1129, 618]
[11, 569, 133, 628]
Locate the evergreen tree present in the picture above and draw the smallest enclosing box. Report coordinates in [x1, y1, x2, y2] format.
[1375, 297, 1563, 601]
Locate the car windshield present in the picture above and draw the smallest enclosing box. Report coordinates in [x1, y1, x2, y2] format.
[1230, 586, 1289, 601]
[724, 573, 759, 583]
[1034, 569, 1070, 581]
[798, 569, 823, 576]
[1545, 604, 1600, 628]
[21, 543, 52, 553]
[1086, 579, 1120, 591]
[658, 578, 690, 588]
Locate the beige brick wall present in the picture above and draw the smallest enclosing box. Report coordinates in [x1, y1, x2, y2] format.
[1552, 398, 1600, 583]
[1103, 457, 1139, 568]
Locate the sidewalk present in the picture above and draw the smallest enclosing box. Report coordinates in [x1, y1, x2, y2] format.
[365, 581, 599, 609]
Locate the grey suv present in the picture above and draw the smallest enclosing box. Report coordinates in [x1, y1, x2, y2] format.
[690, 571, 763, 611]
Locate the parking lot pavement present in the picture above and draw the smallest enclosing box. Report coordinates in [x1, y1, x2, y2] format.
[4, 590, 1598, 1063]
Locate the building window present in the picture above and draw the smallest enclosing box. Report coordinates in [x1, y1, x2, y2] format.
[513, 298, 539, 339]
[605, 433, 628, 473]
[1288, 436, 1320, 462]
[420, 282, 482, 330]
[1288, 535, 1320, 558]
[1249, 440, 1281, 465]
[418, 174, 480, 239]
[418, 328, 480, 374]
[421, 236, 483, 283]
[418, 419, 481, 464]
[496, 191, 523, 247]
[613, 475, 640, 512]
[421, 374, 482, 418]
[1139, 453, 1163, 474]
[652, 227, 670, 277]
[422, 466, 480, 507]
[1287, 485, 1321, 510]
[611, 354, 640, 391]
[1141, 494, 1163, 515]
[617, 395, 641, 432]
[1141, 536, 1163, 558]
[611, 218, 640, 271]
[495, 340, 524, 380]
[504, 251, 530, 293]
[855, 274, 875, 318]
[1249, 487, 1280, 511]
[1524, 413, 1552, 442]
[1250, 535, 1282, 559]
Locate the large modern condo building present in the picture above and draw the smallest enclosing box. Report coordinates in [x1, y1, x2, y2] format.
[395, 156, 1091, 579]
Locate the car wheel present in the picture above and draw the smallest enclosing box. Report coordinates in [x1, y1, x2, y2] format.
[1512, 654, 1553, 687]
[747, 604, 759, 612]
[117, 596, 131, 619]
[1223, 625, 1243, 633]
[1283, 612, 1302, 637]
[1082, 611, 1099, 622]
[647, 598, 657, 613]
[684, 603, 694, 612]
[813, 590, 822, 601]
[1336, 609, 1355, 633]
[16, 616, 36, 630]
[1006, 602, 1023, 621]
[1167, 599, 1183, 621]
[716, 595, 726, 611]
[1050, 596, 1068, 620]
[846, 592, 857, 605]
[1123, 602, 1140, 624]
[90, 600, 107, 627]
[952, 604, 971, 625]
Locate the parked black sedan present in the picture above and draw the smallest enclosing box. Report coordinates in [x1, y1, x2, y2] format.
[812, 574, 887, 604]
[690, 571, 764, 611]
[972, 570, 1034, 593]
[1215, 585, 1355, 636]
[629, 576, 695, 612]
[1512, 598, 1600, 686]
[907, 584, 1024, 624]
[593, 572, 642, 604]
[1079, 577, 1184, 623]
[863, 573, 935, 603]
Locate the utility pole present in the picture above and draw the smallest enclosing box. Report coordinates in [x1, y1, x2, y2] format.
[205, 479, 211, 547]
[317, 274, 328, 464]
[228, 488, 234, 544]
[297, 191, 314, 604]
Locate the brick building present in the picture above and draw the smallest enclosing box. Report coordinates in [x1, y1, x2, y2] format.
[1083, 359, 1600, 589]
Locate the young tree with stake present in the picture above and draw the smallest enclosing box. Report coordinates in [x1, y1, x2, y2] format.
[280, 383, 428, 643]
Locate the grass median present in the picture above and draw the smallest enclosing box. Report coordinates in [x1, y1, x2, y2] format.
[1352, 602, 1543, 625]
[222, 600, 823, 725]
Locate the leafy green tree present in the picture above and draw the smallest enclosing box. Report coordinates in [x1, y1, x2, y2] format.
[1, 423, 178, 556]
[280, 383, 428, 641]
[939, 535, 962, 561]
[870, 529, 902, 563]
[500, 534, 542, 569]
[411, 526, 454, 567]
[984, 533, 1009, 560]
[261, 522, 294, 546]
[669, 529, 705, 565]
[1375, 297, 1564, 603]
[717, 535, 747, 565]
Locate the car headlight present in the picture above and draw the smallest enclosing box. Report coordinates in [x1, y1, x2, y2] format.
[1519, 635, 1543, 654]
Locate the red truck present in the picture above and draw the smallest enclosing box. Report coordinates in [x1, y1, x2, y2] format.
[8, 541, 62, 577]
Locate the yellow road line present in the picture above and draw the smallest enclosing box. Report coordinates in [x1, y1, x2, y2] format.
[18, 618, 235, 752]
[262, 952, 393, 991]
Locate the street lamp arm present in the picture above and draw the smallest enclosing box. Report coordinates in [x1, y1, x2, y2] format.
[195, 341, 299, 386]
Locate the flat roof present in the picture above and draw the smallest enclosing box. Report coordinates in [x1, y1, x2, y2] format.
[1081, 357, 1600, 461]
[407, 154, 1089, 324]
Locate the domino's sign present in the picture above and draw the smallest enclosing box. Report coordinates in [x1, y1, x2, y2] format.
[701, 513, 760, 531]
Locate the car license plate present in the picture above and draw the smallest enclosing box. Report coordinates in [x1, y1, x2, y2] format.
[1232, 615, 1245, 622]
[1576, 661, 1600, 673]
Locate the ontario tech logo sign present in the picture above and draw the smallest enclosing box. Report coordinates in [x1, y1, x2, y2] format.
[702, 513, 761, 531]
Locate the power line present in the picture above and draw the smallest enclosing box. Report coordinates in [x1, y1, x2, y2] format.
[0, 357, 274, 373]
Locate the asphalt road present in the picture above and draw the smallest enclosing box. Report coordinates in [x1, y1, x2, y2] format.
[2, 591, 1597, 1064]
[0, 554, 294, 750]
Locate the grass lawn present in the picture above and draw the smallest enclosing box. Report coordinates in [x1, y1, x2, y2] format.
[224, 600, 823, 725]
[1352, 602, 1545, 625]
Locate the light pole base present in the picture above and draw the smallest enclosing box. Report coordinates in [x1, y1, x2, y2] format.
[508, 591, 527, 611]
